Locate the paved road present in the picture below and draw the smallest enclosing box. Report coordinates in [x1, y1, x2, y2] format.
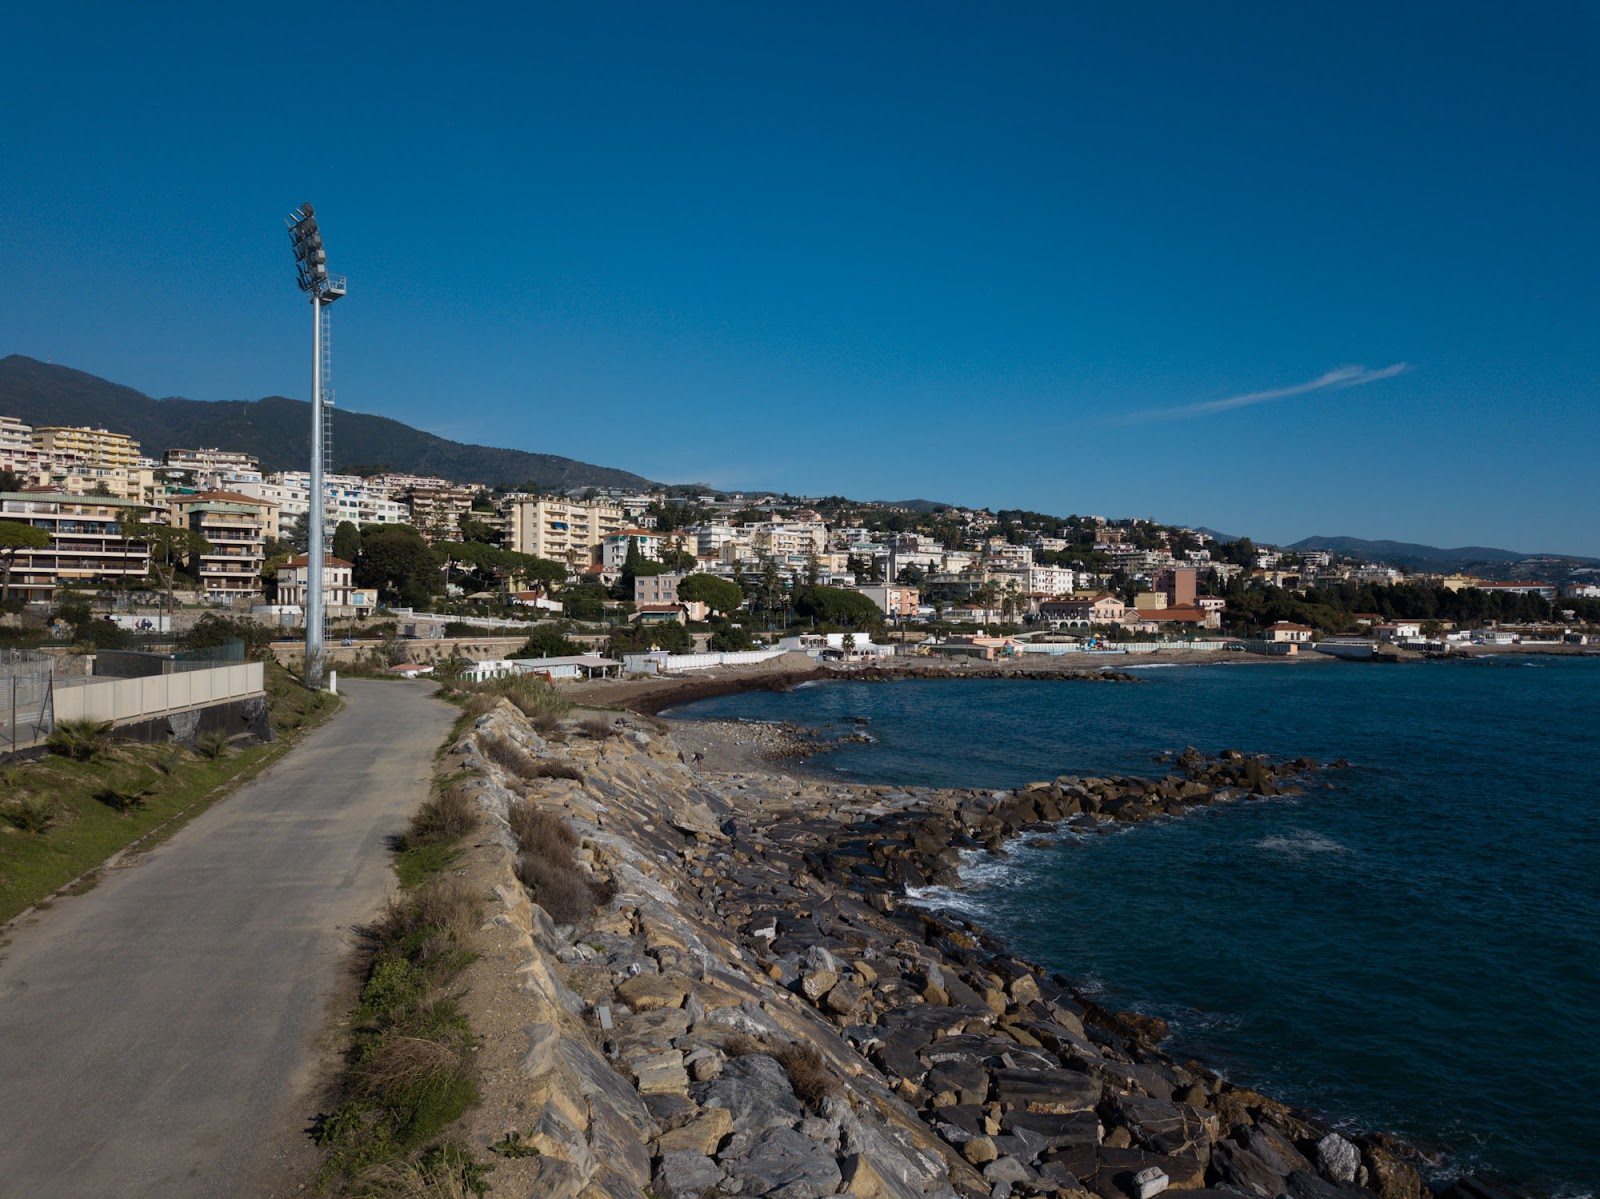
[0, 679, 455, 1198]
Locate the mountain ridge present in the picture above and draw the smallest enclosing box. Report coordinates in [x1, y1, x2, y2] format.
[0, 355, 658, 492]
[1287, 535, 1599, 572]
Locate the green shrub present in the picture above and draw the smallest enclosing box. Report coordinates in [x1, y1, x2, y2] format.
[94, 784, 152, 814]
[3, 796, 59, 834]
[195, 731, 231, 760]
[46, 718, 116, 761]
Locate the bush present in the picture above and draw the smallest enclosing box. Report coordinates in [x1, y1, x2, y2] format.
[481, 735, 540, 778]
[195, 730, 231, 760]
[507, 802, 576, 854]
[581, 715, 622, 740]
[773, 1042, 840, 1111]
[46, 718, 116, 761]
[402, 785, 478, 850]
[3, 796, 59, 834]
[95, 784, 152, 814]
[529, 760, 582, 781]
[372, 877, 480, 951]
[514, 853, 598, 926]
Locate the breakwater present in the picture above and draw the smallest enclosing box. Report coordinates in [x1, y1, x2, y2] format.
[443, 694, 1500, 1199]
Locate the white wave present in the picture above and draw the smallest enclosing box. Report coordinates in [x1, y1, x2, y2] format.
[1121, 663, 1181, 670]
[1256, 831, 1349, 855]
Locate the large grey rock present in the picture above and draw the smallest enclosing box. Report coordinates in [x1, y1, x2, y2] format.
[982, 1156, 1033, 1185]
[1287, 1169, 1375, 1199]
[697, 1053, 805, 1132]
[653, 1150, 724, 1199]
[999, 1109, 1100, 1151]
[1114, 1095, 1216, 1155]
[993, 1067, 1100, 1113]
[1235, 1124, 1312, 1175]
[1211, 1139, 1290, 1198]
[1316, 1132, 1361, 1184]
[720, 1125, 843, 1199]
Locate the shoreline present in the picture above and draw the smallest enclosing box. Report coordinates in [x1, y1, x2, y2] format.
[447, 688, 1533, 1199]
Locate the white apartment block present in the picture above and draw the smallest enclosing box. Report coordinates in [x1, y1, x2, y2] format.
[163, 447, 261, 474]
[235, 472, 408, 530]
[507, 497, 627, 564]
[602, 529, 663, 569]
[0, 416, 32, 456]
[1027, 565, 1077, 595]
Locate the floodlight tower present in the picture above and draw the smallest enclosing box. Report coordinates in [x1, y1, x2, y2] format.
[286, 203, 346, 689]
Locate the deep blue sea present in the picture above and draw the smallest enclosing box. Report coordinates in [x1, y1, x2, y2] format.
[669, 657, 1600, 1196]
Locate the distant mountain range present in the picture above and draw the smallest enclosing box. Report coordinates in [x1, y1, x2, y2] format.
[0, 355, 657, 492]
[1287, 535, 1599, 574]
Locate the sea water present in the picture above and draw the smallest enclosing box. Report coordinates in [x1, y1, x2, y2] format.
[669, 658, 1600, 1195]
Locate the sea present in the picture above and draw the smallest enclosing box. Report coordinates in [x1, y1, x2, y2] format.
[667, 656, 1600, 1196]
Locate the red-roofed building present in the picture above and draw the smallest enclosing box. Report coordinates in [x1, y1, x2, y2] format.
[1265, 621, 1313, 643]
[275, 554, 375, 615]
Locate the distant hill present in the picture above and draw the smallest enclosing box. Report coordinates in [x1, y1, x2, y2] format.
[873, 498, 953, 513]
[0, 355, 657, 492]
[1288, 535, 1599, 574]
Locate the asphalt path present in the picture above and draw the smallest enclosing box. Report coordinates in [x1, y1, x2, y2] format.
[0, 679, 455, 1198]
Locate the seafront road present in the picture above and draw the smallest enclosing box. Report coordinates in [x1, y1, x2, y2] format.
[0, 679, 455, 1198]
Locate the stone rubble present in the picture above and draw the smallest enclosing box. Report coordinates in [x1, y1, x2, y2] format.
[453, 698, 1499, 1199]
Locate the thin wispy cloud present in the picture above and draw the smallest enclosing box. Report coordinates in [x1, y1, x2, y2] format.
[1123, 363, 1409, 423]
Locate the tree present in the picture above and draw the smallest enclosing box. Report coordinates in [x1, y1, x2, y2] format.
[331, 521, 362, 563]
[793, 585, 884, 629]
[0, 468, 22, 493]
[0, 520, 49, 602]
[708, 623, 755, 652]
[678, 574, 743, 616]
[356, 527, 442, 607]
[518, 625, 583, 658]
[121, 519, 212, 618]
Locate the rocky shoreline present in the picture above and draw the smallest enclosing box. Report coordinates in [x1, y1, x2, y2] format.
[446, 695, 1518, 1199]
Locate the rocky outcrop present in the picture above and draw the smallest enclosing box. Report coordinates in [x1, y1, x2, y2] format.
[452, 700, 1445, 1199]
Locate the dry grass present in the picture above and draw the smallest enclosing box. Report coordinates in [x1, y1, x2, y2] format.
[507, 802, 577, 853]
[581, 715, 622, 740]
[481, 736, 540, 778]
[404, 785, 479, 849]
[514, 853, 598, 926]
[528, 760, 582, 781]
[356, 1036, 461, 1100]
[773, 1042, 840, 1111]
[373, 876, 480, 947]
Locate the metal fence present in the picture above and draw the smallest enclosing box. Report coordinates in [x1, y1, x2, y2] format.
[2, 648, 56, 757]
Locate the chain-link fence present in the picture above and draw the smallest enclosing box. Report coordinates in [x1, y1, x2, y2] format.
[1, 648, 56, 757]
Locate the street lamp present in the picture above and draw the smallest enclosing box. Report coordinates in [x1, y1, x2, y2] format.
[286, 202, 346, 689]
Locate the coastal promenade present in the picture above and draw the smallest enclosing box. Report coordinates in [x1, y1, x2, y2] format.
[0, 680, 453, 1198]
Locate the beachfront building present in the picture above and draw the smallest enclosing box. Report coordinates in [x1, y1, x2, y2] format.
[0, 491, 158, 603]
[1264, 621, 1313, 643]
[852, 583, 921, 618]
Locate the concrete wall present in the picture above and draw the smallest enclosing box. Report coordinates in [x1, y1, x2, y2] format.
[54, 662, 265, 724]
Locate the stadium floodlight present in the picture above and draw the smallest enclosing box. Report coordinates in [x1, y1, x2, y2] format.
[285, 202, 347, 690]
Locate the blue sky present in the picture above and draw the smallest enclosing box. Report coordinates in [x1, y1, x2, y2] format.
[3, 3, 1597, 554]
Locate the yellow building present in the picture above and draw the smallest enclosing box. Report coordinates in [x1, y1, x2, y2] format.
[507, 497, 627, 566]
[1440, 573, 1483, 592]
[31, 426, 142, 469]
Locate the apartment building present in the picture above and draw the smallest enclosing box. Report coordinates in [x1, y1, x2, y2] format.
[163, 447, 261, 474]
[853, 583, 921, 618]
[236, 471, 408, 530]
[169, 490, 278, 600]
[0, 416, 31, 457]
[748, 520, 826, 557]
[601, 528, 663, 569]
[0, 491, 157, 603]
[507, 497, 627, 563]
[31, 426, 141, 468]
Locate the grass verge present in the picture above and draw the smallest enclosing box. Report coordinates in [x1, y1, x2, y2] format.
[314, 774, 491, 1195]
[0, 661, 339, 926]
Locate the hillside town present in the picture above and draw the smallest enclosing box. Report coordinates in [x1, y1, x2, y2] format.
[3, 416, 1598, 664]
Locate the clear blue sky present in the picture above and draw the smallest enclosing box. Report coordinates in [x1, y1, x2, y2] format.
[3, 3, 1596, 554]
